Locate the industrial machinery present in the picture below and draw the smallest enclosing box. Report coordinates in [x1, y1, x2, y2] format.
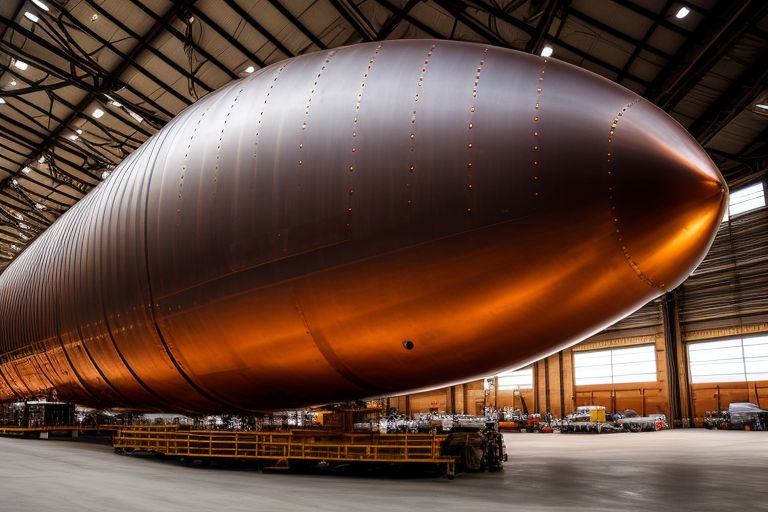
[0, 399, 73, 429]
[0, 39, 726, 413]
[704, 403, 768, 431]
[441, 422, 506, 473]
[615, 409, 669, 432]
[559, 406, 622, 433]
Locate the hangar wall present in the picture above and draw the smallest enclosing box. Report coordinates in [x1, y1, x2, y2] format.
[390, 182, 768, 426]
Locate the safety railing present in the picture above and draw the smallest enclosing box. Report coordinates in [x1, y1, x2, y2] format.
[113, 425, 455, 476]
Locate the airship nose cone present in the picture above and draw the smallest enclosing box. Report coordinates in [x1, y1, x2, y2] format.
[610, 100, 727, 291]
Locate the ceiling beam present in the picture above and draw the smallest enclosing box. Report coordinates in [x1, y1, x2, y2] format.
[377, 0, 445, 39]
[124, 0, 238, 81]
[611, 0, 691, 37]
[615, 0, 675, 84]
[449, 1, 650, 86]
[376, 0, 420, 40]
[54, 5, 194, 108]
[525, 0, 564, 54]
[265, 0, 327, 50]
[0, 15, 174, 120]
[82, 0, 215, 94]
[187, 5, 267, 69]
[433, 0, 508, 47]
[562, 6, 672, 61]
[327, 0, 376, 42]
[462, 0, 536, 36]
[220, 0, 295, 58]
[688, 49, 768, 145]
[646, 0, 768, 111]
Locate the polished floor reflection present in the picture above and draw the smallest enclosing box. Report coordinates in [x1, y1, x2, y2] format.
[0, 430, 763, 512]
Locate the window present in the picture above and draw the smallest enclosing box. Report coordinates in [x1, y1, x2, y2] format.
[573, 344, 657, 385]
[688, 335, 768, 383]
[496, 367, 533, 390]
[724, 181, 765, 221]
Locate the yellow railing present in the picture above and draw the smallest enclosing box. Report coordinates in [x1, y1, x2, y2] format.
[114, 425, 455, 477]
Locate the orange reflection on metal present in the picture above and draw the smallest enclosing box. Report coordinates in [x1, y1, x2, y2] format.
[0, 41, 726, 413]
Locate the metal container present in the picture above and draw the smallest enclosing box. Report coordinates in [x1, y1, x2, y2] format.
[0, 40, 726, 412]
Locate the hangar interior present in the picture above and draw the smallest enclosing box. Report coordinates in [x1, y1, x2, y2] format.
[0, 0, 767, 504]
[3, 0, 766, 424]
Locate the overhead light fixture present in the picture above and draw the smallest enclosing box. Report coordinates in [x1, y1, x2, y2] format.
[38, 156, 45, 164]
[101, 171, 111, 179]
[110, 100, 122, 107]
[20, 234, 28, 241]
[92, 107, 104, 118]
[9, 79, 16, 86]
[675, 6, 690, 19]
[13, 60, 28, 71]
[68, 134, 78, 141]
[11, 179, 18, 186]
[540, 45, 554, 58]
[756, 104, 768, 110]
[91, 13, 98, 21]
[34, 203, 46, 210]
[19, 222, 28, 230]
[10, 245, 18, 251]
[24, 11, 40, 23]
[22, 167, 31, 174]
[0, 98, 5, 104]
[31, 0, 50, 11]
[129, 111, 143, 123]
[76, 129, 83, 135]
[244, 65, 255, 74]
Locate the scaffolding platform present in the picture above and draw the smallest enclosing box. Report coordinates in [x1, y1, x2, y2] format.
[113, 425, 457, 477]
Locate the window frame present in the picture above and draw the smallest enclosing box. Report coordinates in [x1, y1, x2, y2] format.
[687, 334, 768, 384]
[723, 180, 766, 222]
[573, 344, 658, 386]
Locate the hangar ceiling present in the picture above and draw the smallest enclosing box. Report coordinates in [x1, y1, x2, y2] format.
[0, 0, 767, 268]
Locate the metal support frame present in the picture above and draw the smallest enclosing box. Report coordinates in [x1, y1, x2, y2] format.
[525, 0, 564, 55]
[328, 0, 376, 42]
[662, 291, 683, 428]
[687, 49, 768, 145]
[646, 1, 764, 110]
[615, 0, 675, 84]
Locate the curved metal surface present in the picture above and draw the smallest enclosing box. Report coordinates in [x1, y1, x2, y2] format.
[0, 40, 726, 412]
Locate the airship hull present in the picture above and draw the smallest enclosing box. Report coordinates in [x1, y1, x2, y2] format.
[0, 40, 726, 412]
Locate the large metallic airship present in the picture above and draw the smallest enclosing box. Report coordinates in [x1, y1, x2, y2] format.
[0, 40, 726, 413]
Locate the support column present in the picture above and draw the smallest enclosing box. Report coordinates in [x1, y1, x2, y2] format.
[558, 352, 566, 418]
[544, 357, 551, 415]
[662, 291, 684, 427]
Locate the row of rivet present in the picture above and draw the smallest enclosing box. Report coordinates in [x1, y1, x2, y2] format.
[532, 58, 548, 198]
[253, 63, 289, 161]
[213, 87, 245, 184]
[606, 98, 662, 289]
[178, 100, 215, 215]
[346, 44, 383, 228]
[298, 51, 337, 168]
[466, 48, 489, 214]
[406, 44, 437, 208]
[253, 64, 288, 242]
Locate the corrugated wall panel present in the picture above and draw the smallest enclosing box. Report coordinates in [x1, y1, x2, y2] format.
[680, 204, 768, 334]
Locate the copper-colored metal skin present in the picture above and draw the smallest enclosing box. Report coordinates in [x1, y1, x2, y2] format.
[0, 40, 726, 413]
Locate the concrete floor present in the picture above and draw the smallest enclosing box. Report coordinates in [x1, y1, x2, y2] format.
[0, 430, 765, 511]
